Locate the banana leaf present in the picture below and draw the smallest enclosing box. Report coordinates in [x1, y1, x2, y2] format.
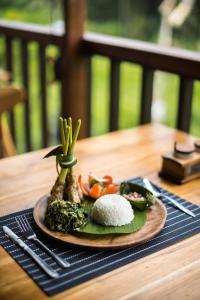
[76, 198, 147, 235]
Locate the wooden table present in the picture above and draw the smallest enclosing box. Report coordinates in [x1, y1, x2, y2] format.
[0, 124, 200, 300]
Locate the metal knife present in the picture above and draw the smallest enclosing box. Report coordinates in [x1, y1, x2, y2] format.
[143, 178, 196, 218]
[3, 226, 59, 278]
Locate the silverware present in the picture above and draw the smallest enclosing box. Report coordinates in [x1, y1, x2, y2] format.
[16, 215, 70, 268]
[3, 226, 59, 278]
[143, 178, 196, 218]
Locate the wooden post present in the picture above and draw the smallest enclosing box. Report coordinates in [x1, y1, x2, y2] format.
[177, 76, 193, 133]
[109, 60, 120, 131]
[140, 67, 154, 124]
[61, 0, 89, 138]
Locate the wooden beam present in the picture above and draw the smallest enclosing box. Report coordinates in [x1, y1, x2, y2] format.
[0, 20, 63, 46]
[82, 33, 200, 80]
[60, 0, 88, 138]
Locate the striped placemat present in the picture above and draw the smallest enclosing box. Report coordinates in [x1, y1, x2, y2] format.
[1, 177, 200, 296]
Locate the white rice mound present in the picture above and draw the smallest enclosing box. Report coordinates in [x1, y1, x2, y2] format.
[91, 194, 134, 226]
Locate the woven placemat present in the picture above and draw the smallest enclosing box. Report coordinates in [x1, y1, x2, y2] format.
[1, 178, 200, 296]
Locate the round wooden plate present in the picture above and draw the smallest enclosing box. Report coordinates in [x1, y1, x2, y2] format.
[33, 195, 167, 249]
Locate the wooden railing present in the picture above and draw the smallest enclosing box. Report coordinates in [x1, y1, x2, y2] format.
[0, 19, 64, 152]
[82, 32, 200, 132]
[0, 0, 200, 154]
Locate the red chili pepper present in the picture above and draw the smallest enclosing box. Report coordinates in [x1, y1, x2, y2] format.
[78, 175, 89, 196]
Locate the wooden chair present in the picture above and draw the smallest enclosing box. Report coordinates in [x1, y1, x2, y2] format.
[0, 85, 25, 158]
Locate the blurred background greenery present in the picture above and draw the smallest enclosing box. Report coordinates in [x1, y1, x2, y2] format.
[0, 0, 199, 153]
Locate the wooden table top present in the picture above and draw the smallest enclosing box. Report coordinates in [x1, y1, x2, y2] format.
[0, 123, 200, 300]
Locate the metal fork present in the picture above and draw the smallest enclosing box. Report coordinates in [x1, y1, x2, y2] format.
[143, 178, 196, 218]
[16, 215, 70, 268]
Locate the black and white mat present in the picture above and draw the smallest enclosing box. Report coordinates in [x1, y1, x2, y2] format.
[1, 178, 200, 296]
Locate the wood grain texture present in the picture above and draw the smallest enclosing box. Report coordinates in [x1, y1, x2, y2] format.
[0, 124, 200, 300]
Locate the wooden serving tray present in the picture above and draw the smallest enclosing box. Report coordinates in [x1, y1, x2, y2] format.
[33, 195, 167, 249]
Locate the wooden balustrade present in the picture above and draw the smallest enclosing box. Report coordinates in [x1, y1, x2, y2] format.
[0, 19, 63, 46]
[0, 1, 200, 154]
[0, 20, 64, 152]
[83, 32, 200, 133]
[82, 33, 200, 79]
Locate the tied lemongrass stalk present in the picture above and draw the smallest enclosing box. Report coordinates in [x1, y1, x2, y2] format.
[47, 117, 82, 204]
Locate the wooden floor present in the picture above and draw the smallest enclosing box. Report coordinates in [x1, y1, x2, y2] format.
[0, 123, 200, 300]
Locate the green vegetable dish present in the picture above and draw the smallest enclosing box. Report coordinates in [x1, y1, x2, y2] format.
[44, 116, 156, 236]
[45, 200, 88, 232]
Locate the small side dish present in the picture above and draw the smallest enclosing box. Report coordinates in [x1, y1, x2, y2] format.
[43, 117, 157, 238]
[120, 182, 156, 211]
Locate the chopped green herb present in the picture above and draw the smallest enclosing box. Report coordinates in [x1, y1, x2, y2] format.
[45, 200, 88, 232]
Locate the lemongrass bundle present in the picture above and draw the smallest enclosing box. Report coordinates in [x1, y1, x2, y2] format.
[47, 117, 82, 204]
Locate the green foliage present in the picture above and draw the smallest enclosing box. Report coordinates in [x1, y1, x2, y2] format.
[0, 0, 51, 24]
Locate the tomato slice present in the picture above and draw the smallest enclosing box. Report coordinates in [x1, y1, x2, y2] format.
[89, 183, 102, 199]
[103, 175, 113, 187]
[101, 184, 119, 195]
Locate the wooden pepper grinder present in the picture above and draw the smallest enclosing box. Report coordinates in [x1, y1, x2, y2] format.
[159, 140, 200, 184]
[174, 141, 195, 158]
